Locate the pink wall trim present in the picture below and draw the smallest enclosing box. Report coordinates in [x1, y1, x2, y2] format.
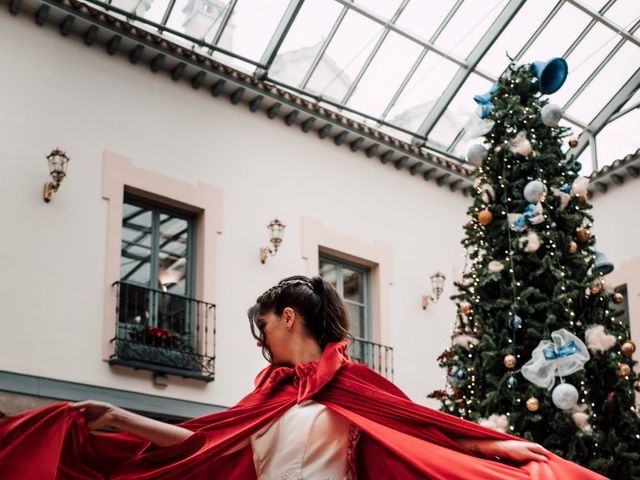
[300, 217, 393, 344]
[101, 151, 223, 361]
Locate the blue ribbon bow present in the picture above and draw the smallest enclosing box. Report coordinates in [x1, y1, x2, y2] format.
[559, 183, 571, 193]
[523, 203, 538, 219]
[543, 340, 580, 360]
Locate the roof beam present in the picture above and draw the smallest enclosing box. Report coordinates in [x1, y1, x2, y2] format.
[208, 0, 237, 54]
[414, 0, 527, 139]
[255, 0, 305, 78]
[570, 67, 640, 161]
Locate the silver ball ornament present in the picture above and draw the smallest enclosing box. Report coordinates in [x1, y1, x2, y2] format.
[466, 144, 488, 167]
[551, 383, 579, 410]
[541, 103, 563, 127]
[524, 180, 547, 203]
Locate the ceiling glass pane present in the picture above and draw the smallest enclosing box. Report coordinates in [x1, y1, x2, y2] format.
[566, 42, 639, 121]
[352, 0, 404, 20]
[427, 73, 493, 149]
[112, 0, 171, 24]
[269, 0, 343, 87]
[395, 0, 458, 41]
[434, 0, 507, 59]
[306, 10, 384, 102]
[595, 108, 640, 168]
[518, 3, 591, 65]
[551, 23, 619, 110]
[476, 0, 558, 76]
[214, 0, 290, 62]
[385, 52, 459, 131]
[576, 146, 593, 177]
[164, 0, 232, 50]
[601, 0, 640, 30]
[579, 0, 612, 11]
[347, 32, 423, 118]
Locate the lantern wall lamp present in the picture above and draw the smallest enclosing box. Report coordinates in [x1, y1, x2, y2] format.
[43, 148, 70, 203]
[421, 271, 446, 310]
[260, 218, 286, 264]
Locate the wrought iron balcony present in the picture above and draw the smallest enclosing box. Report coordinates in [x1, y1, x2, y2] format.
[110, 281, 216, 382]
[349, 337, 394, 381]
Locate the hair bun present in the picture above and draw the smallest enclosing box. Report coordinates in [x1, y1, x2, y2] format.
[310, 276, 325, 295]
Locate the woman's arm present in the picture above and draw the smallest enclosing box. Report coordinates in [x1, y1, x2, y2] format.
[68, 400, 193, 447]
[456, 438, 551, 463]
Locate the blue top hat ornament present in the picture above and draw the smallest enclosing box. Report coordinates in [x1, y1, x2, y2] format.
[531, 58, 568, 94]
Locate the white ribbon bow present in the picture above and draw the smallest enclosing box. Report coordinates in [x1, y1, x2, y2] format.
[521, 329, 590, 390]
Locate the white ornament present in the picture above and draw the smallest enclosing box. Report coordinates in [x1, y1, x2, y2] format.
[541, 103, 563, 127]
[478, 414, 509, 433]
[464, 114, 495, 138]
[452, 334, 479, 350]
[488, 260, 504, 273]
[519, 231, 541, 253]
[509, 131, 533, 156]
[466, 144, 488, 167]
[524, 180, 547, 203]
[585, 325, 616, 353]
[521, 328, 590, 390]
[552, 383, 579, 410]
[572, 412, 592, 433]
[551, 187, 571, 210]
[571, 176, 589, 197]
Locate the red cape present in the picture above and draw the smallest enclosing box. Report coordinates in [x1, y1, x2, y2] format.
[0, 341, 608, 479]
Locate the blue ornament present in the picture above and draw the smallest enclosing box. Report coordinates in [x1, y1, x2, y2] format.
[456, 369, 467, 380]
[508, 314, 523, 329]
[559, 183, 571, 193]
[507, 376, 518, 388]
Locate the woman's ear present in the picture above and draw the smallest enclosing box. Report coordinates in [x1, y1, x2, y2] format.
[282, 307, 295, 329]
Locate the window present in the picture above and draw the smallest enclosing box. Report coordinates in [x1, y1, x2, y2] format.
[111, 195, 215, 381]
[320, 254, 381, 369]
[319, 254, 371, 341]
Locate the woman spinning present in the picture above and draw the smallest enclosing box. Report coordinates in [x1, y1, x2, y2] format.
[0, 276, 607, 479]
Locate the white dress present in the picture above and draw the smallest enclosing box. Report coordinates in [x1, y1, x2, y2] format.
[250, 400, 361, 480]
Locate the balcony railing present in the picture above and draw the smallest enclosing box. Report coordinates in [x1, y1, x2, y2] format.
[110, 281, 216, 382]
[348, 337, 394, 381]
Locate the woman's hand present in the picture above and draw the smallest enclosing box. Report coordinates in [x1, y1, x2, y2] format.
[458, 438, 551, 463]
[491, 440, 551, 463]
[68, 400, 120, 430]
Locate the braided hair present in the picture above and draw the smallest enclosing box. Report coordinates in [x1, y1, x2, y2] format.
[248, 275, 351, 362]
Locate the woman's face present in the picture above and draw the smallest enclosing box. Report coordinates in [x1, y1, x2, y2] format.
[255, 308, 292, 365]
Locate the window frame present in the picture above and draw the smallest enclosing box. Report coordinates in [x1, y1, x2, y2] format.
[319, 253, 372, 342]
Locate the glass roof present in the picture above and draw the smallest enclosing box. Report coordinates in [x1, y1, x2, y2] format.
[106, 0, 640, 176]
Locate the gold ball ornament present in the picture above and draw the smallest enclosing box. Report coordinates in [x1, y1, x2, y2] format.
[568, 138, 579, 148]
[568, 241, 578, 254]
[621, 340, 636, 357]
[590, 283, 602, 295]
[612, 292, 624, 304]
[459, 302, 473, 316]
[576, 229, 591, 243]
[617, 363, 631, 378]
[504, 354, 517, 369]
[526, 396, 540, 412]
[478, 209, 493, 226]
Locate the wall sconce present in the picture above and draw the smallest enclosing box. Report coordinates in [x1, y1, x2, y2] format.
[421, 271, 446, 310]
[260, 218, 286, 264]
[43, 148, 70, 203]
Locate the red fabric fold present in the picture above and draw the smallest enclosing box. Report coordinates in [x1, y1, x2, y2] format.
[0, 341, 608, 479]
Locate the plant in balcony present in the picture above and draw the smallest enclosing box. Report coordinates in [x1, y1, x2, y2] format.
[116, 325, 200, 372]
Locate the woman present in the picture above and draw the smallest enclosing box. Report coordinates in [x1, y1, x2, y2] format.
[0, 276, 607, 479]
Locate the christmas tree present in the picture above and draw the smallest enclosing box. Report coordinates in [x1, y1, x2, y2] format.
[429, 60, 640, 478]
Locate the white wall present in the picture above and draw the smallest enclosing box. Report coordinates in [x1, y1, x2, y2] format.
[0, 13, 470, 409]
